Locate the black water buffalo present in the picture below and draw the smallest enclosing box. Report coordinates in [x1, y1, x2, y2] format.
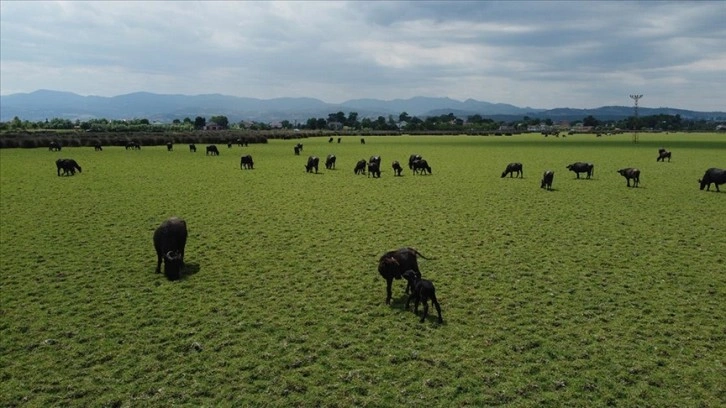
[206, 145, 219, 156]
[305, 156, 319, 173]
[227, 142, 232, 148]
[657, 148, 672, 162]
[294, 146, 300, 155]
[501, 162, 523, 178]
[412, 159, 432, 175]
[296, 143, 303, 152]
[166, 142, 173, 151]
[360, 138, 365, 144]
[541, 170, 554, 190]
[329, 137, 334, 143]
[56, 159, 82, 176]
[49, 141, 62, 151]
[189, 144, 197, 152]
[617, 168, 640, 187]
[408, 154, 422, 170]
[369, 155, 381, 166]
[368, 161, 381, 178]
[377, 247, 432, 305]
[240, 154, 254, 169]
[402, 270, 443, 323]
[337, 137, 341, 143]
[153, 217, 188, 280]
[354, 159, 366, 175]
[392, 161, 403, 176]
[325, 154, 336, 170]
[93, 142, 103, 151]
[566, 162, 594, 179]
[125, 141, 141, 150]
[699, 168, 726, 192]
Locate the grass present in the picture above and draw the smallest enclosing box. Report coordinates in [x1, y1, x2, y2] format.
[1, 133, 725, 407]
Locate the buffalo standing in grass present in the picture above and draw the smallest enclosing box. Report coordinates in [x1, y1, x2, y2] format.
[566, 162, 594, 179]
[402, 270, 443, 323]
[305, 156, 319, 173]
[412, 159, 432, 175]
[377, 247, 433, 305]
[354, 159, 366, 175]
[408, 154, 422, 170]
[657, 148, 672, 162]
[240, 154, 254, 169]
[49, 141, 62, 151]
[541, 170, 554, 190]
[206, 145, 219, 156]
[392, 161, 403, 176]
[501, 162, 523, 178]
[153, 217, 188, 280]
[93, 142, 103, 151]
[368, 161, 381, 178]
[126, 141, 141, 150]
[699, 168, 726, 192]
[166, 142, 173, 151]
[325, 154, 336, 170]
[189, 144, 197, 152]
[56, 159, 82, 176]
[617, 168, 640, 187]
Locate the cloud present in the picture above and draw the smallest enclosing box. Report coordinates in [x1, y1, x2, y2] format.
[1, 1, 724, 111]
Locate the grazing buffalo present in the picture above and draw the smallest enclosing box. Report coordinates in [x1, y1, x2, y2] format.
[296, 143, 303, 152]
[566, 162, 594, 179]
[227, 142, 232, 148]
[337, 137, 341, 143]
[329, 137, 334, 143]
[240, 154, 254, 170]
[206, 145, 219, 156]
[305, 156, 319, 173]
[294, 146, 300, 155]
[617, 168, 640, 187]
[93, 142, 103, 151]
[412, 159, 432, 175]
[325, 154, 337, 170]
[166, 142, 173, 151]
[354, 159, 367, 175]
[360, 138, 365, 144]
[541, 170, 554, 190]
[392, 161, 403, 176]
[501, 162, 523, 178]
[368, 161, 381, 178]
[153, 217, 188, 280]
[125, 141, 141, 150]
[698, 168, 726, 192]
[402, 270, 443, 323]
[189, 144, 197, 152]
[378, 247, 432, 305]
[48, 141, 62, 151]
[56, 159, 82, 176]
[657, 148, 672, 162]
[408, 154, 422, 170]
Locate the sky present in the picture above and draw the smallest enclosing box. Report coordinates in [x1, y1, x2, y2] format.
[1, 1, 725, 111]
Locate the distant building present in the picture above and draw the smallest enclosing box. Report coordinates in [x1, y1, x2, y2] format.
[204, 122, 223, 131]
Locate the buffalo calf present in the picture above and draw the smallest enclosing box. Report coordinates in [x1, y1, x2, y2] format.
[402, 270, 443, 323]
[541, 170, 554, 190]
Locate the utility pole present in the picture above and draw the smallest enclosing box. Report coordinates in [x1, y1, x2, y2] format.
[629, 94, 643, 143]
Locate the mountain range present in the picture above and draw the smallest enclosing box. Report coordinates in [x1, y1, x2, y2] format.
[1, 89, 724, 123]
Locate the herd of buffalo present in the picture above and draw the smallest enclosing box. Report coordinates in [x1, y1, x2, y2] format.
[49, 139, 724, 323]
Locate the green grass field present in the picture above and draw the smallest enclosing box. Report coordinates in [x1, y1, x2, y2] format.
[1, 133, 724, 407]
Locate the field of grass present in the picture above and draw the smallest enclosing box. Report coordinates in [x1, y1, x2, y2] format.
[1, 133, 724, 407]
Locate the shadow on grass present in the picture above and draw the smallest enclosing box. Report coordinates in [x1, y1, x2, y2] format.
[388, 293, 445, 325]
[181, 262, 201, 280]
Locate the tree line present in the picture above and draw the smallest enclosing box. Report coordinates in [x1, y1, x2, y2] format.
[0, 111, 721, 133]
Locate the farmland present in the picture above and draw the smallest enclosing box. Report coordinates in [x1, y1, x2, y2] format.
[1, 133, 724, 407]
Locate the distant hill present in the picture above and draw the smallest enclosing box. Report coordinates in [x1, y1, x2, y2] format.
[1, 90, 724, 123]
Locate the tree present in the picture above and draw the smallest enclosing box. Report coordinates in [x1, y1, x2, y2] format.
[399, 112, 412, 123]
[583, 115, 600, 127]
[194, 116, 206, 129]
[210, 115, 229, 128]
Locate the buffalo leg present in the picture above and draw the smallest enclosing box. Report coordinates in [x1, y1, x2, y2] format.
[431, 294, 443, 323]
[385, 278, 393, 305]
[420, 300, 428, 322]
[156, 255, 162, 273]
